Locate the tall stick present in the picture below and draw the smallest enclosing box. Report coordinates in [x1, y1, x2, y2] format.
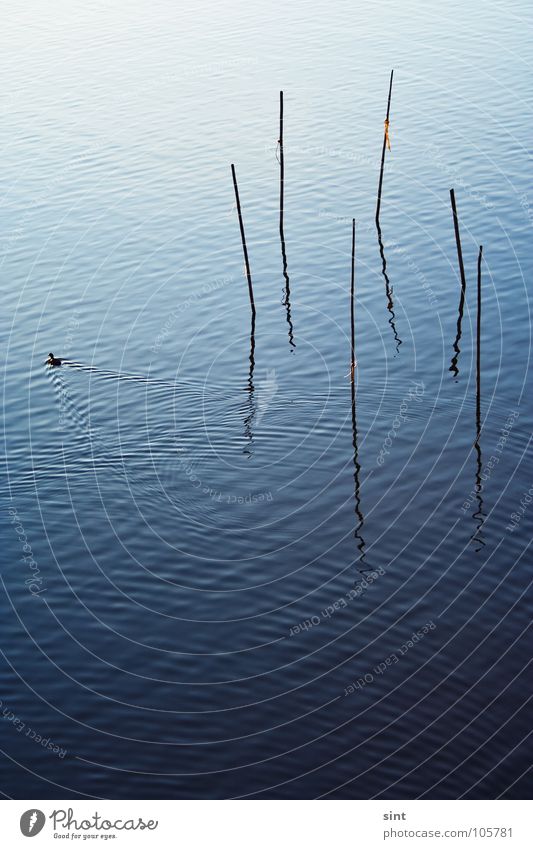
[375, 69, 394, 224]
[350, 218, 356, 375]
[375, 70, 401, 353]
[279, 91, 285, 236]
[476, 245, 483, 433]
[231, 163, 256, 319]
[450, 189, 467, 291]
[449, 188, 467, 377]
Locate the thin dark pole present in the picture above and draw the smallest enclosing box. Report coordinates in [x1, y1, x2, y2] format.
[449, 188, 467, 377]
[375, 70, 402, 354]
[279, 91, 285, 235]
[376, 69, 394, 224]
[476, 245, 483, 433]
[231, 163, 256, 319]
[350, 219, 356, 375]
[450, 189, 467, 292]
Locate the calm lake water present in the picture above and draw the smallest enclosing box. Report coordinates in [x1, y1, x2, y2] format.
[1, 0, 532, 799]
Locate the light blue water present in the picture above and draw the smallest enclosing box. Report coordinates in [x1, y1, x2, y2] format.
[1, 0, 532, 798]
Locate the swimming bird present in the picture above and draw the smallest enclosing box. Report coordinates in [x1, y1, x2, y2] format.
[46, 352, 63, 366]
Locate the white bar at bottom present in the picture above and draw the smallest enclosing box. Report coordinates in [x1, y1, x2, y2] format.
[1, 799, 529, 848]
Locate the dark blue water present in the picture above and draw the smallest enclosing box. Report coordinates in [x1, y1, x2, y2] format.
[1, 0, 532, 799]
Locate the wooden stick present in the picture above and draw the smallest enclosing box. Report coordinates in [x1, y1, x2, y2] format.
[279, 91, 285, 236]
[476, 245, 483, 433]
[350, 218, 356, 375]
[450, 189, 467, 293]
[231, 163, 256, 318]
[376, 69, 394, 224]
[374, 71, 402, 353]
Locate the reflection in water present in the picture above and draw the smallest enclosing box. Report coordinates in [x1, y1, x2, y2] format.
[46, 369, 131, 484]
[376, 220, 402, 354]
[47, 368, 94, 443]
[278, 91, 295, 350]
[472, 439, 485, 550]
[349, 220, 367, 564]
[48, 361, 180, 388]
[472, 245, 485, 550]
[375, 71, 401, 354]
[351, 370, 367, 564]
[449, 189, 467, 379]
[243, 312, 256, 456]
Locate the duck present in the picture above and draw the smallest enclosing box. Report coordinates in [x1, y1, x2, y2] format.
[46, 352, 63, 367]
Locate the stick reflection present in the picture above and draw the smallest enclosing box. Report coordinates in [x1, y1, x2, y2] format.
[350, 220, 367, 564]
[471, 245, 485, 550]
[243, 312, 256, 456]
[279, 91, 295, 350]
[449, 189, 467, 379]
[376, 220, 402, 354]
[351, 369, 367, 564]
